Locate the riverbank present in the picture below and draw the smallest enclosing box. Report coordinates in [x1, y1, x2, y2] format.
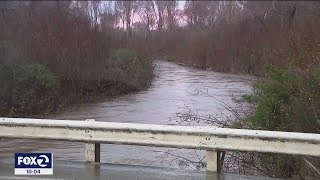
[0, 43, 154, 117]
[197, 63, 319, 179]
[165, 59, 255, 80]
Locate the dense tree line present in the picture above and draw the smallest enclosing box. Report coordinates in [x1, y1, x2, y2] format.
[97, 1, 319, 75]
[1, 1, 320, 73]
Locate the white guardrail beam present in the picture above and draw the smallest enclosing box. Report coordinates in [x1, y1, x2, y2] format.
[0, 117, 320, 172]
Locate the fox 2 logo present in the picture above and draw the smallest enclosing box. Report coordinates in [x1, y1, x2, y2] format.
[15, 153, 52, 168]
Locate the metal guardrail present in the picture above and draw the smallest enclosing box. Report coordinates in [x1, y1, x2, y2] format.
[0, 117, 320, 172]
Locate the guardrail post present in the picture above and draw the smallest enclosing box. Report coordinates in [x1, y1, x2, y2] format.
[85, 119, 100, 163]
[206, 150, 218, 172]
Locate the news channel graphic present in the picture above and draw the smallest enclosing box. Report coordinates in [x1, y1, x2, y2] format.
[14, 153, 53, 175]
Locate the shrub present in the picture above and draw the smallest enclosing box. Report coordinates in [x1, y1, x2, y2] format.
[0, 42, 60, 115]
[245, 64, 320, 132]
[242, 64, 320, 178]
[103, 48, 153, 93]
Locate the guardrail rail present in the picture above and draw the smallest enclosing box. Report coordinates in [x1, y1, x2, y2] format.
[0, 117, 320, 172]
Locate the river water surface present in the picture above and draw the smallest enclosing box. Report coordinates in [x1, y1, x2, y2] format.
[0, 60, 254, 170]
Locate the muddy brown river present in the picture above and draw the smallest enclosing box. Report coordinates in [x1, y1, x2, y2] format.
[0, 60, 254, 170]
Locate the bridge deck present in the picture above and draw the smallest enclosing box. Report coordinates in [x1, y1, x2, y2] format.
[0, 160, 280, 180]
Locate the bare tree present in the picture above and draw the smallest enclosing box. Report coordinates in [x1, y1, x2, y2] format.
[137, 1, 156, 38]
[100, 2, 119, 31]
[164, 1, 177, 33]
[91, 0, 101, 28]
[155, 1, 166, 32]
[116, 1, 138, 40]
[184, 1, 211, 29]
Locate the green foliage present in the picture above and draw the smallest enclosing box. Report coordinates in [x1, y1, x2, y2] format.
[244, 64, 316, 131]
[113, 48, 138, 65]
[0, 42, 60, 115]
[242, 64, 320, 178]
[104, 48, 153, 93]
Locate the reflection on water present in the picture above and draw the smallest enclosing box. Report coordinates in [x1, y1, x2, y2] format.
[0, 60, 254, 169]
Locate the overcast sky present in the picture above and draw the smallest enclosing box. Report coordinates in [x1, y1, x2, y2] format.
[98, 1, 187, 29]
[177, 1, 185, 10]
